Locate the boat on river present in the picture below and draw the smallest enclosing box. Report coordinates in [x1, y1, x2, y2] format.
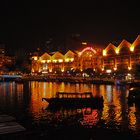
[42, 92, 104, 109]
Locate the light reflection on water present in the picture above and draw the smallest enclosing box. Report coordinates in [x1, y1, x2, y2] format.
[0, 81, 140, 136]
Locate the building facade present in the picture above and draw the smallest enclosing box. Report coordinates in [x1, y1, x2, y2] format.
[31, 35, 140, 75]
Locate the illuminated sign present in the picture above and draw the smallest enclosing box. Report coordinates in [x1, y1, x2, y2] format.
[80, 47, 96, 56]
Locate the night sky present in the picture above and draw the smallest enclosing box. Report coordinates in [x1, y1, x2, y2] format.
[0, 0, 139, 54]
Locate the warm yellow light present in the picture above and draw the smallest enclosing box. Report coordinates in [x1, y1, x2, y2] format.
[82, 42, 87, 45]
[61, 69, 64, 72]
[58, 59, 63, 63]
[114, 67, 117, 71]
[116, 48, 119, 54]
[49, 69, 52, 72]
[130, 45, 134, 52]
[106, 69, 112, 73]
[101, 68, 104, 71]
[65, 58, 74, 62]
[70, 58, 74, 61]
[65, 58, 69, 62]
[53, 59, 57, 63]
[33, 56, 38, 60]
[47, 60, 51, 63]
[128, 67, 132, 70]
[103, 50, 107, 56]
[41, 60, 46, 63]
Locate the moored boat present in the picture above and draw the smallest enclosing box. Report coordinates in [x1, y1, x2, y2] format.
[42, 92, 104, 109]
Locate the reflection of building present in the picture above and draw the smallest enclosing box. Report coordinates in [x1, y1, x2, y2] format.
[31, 35, 140, 75]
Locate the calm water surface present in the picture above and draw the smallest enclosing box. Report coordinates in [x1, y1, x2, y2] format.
[0, 81, 140, 138]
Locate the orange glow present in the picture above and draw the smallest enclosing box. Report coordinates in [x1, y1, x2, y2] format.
[33, 56, 38, 60]
[41, 60, 46, 63]
[115, 48, 119, 54]
[80, 47, 96, 56]
[58, 59, 63, 63]
[31, 35, 140, 74]
[114, 67, 117, 71]
[130, 45, 134, 52]
[128, 106, 136, 130]
[47, 60, 51, 63]
[65, 58, 74, 62]
[128, 67, 132, 70]
[53, 59, 57, 63]
[101, 68, 104, 71]
[103, 50, 107, 56]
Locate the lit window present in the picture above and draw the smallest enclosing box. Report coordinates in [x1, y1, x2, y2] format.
[41, 60, 46, 63]
[70, 58, 74, 61]
[47, 60, 51, 63]
[58, 59, 63, 63]
[33, 56, 38, 60]
[53, 60, 57, 63]
[106, 69, 112, 73]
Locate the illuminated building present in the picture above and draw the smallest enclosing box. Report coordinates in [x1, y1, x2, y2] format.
[31, 35, 140, 75]
[102, 35, 140, 73]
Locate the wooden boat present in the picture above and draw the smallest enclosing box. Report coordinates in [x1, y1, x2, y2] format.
[42, 92, 104, 109]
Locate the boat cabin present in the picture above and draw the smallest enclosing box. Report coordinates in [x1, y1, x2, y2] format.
[56, 92, 93, 99]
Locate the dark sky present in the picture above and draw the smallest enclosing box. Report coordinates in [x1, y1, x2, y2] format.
[0, 0, 139, 53]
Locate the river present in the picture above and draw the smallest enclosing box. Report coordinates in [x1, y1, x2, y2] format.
[0, 81, 140, 139]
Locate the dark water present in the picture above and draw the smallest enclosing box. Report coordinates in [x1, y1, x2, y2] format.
[0, 81, 140, 139]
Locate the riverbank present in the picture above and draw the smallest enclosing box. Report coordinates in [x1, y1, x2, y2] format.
[0, 75, 115, 85]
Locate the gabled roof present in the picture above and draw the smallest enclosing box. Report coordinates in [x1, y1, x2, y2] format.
[118, 39, 131, 50]
[132, 35, 140, 47]
[105, 43, 116, 51]
[64, 50, 76, 58]
[40, 53, 51, 60]
[51, 51, 64, 59]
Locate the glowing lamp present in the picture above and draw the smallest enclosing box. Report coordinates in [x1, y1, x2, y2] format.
[106, 69, 112, 73]
[65, 58, 70, 62]
[47, 60, 51, 63]
[128, 67, 132, 70]
[114, 67, 117, 71]
[103, 50, 107, 56]
[58, 59, 63, 63]
[116, 49, 119, 54]
[130, 46, 134, 52]
[41, 60, 46, 63]
[53, 60, 57, 63]
[33, 56, 38, 60]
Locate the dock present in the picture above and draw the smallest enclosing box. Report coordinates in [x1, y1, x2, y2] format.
[0, 114, 25, 135]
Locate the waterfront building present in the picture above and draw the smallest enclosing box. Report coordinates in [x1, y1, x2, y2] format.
[31, 35, 140, 76]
